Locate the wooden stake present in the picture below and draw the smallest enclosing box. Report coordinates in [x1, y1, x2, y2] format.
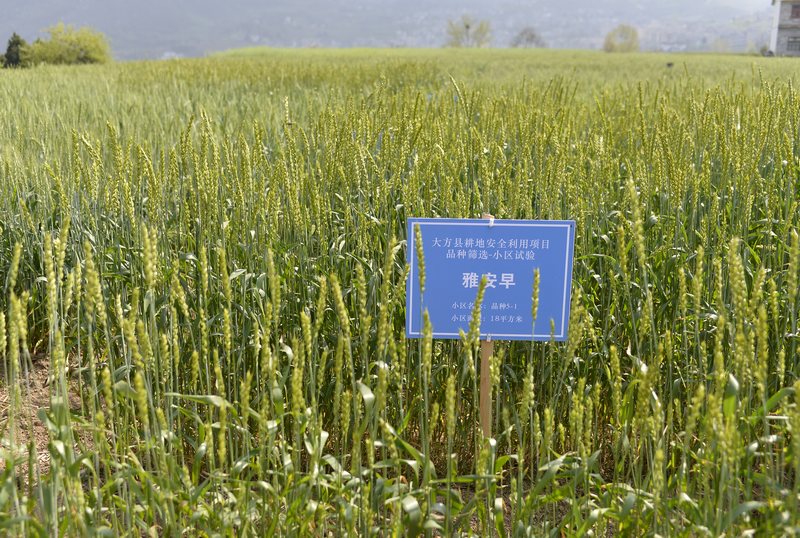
[479, 212, 494, 439]
[480, 339, 493, 439]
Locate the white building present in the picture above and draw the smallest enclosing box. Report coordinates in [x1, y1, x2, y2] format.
[771, 0, 800, 56]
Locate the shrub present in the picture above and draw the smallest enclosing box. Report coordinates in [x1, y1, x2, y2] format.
[445, 15, 492, 48]
[511, 27, 547, 48]
[22, 23, 111, 66]
[603, 24, 640, 53]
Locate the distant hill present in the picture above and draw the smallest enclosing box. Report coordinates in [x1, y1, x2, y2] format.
[0, 0, 772, 60]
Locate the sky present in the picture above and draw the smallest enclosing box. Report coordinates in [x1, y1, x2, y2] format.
[0, 0, 775, 59]
[716, 0, 765, 7]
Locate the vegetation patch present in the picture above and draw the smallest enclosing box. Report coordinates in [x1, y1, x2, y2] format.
[0, 49, 799, 535]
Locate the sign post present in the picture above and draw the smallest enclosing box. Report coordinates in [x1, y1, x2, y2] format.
[406, 216, 576, 439]
[479, 336, 493, 439]
[479, 214, 494, 440]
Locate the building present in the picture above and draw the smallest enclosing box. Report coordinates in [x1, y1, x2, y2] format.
[771, 0, 800, 56]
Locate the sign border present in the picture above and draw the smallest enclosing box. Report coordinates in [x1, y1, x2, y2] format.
[406, 218, 576, 341]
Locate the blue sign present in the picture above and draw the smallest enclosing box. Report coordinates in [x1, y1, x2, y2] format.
[406, 218, 576, 341]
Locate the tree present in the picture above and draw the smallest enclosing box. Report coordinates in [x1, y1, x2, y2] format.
[511, 27, 546, 48]
[3, 33, 28, 68]
[22, 23, 111, 66]
[446, 15, 491, 48]
[603, 24, 639, 53]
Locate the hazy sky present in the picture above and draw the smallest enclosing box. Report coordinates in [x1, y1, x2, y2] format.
[1, 0, 775, 59]
[720, 0, 771, 9]
[716, 0, 765, 7]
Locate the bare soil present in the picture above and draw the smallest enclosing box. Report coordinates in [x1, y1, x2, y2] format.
[0, 356, 87, 479]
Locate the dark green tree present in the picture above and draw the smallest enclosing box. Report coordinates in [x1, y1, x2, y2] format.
[3, 33, 27, 68]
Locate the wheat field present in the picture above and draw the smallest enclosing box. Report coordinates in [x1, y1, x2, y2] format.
[1, 49, 800, 535]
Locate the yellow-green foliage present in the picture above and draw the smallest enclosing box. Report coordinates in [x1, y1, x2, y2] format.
[20, 22, 111, 66]
[0, 49, 800, 535]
